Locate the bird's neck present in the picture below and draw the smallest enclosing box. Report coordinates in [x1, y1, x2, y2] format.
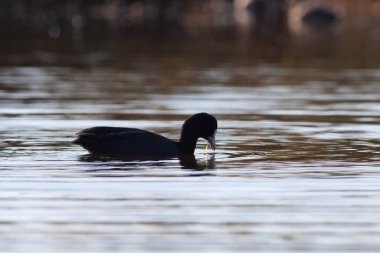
[179, 131, 198, 155]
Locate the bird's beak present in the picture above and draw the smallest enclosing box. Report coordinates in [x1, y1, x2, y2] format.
[207, 136, 216, 151]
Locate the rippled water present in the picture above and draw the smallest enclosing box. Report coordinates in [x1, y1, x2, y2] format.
[1, 64, 380, 252]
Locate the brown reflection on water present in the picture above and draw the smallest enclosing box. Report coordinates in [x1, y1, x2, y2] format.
[242, 137, 380, 163]
[1, 20, 380, 69]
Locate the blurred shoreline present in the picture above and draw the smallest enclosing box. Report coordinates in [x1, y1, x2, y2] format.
[1, 0, 380, 68]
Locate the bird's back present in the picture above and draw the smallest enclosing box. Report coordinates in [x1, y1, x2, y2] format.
[73, 127, 181, 156]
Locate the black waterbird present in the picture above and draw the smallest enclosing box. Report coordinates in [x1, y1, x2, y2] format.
[72, 113, 217, 157]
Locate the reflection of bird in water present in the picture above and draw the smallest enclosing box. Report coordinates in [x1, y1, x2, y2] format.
[180, 154, 216, 171]
[302, 7, 338, 27]
[73, 113, 217, 157]
[79, 153, 216, 172]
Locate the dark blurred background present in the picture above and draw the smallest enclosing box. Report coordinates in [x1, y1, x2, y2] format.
[1, 0, 380, 68]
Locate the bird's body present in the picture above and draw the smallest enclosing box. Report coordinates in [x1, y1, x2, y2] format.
[72, 113, 217, 157]
[73, 127, 181, 156]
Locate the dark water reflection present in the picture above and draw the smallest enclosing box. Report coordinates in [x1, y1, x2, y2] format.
[1, 57, 380, 251]
[79, 154, 216, 172]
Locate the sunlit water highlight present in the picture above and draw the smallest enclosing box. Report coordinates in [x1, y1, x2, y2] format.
[1, 66, 380, 252]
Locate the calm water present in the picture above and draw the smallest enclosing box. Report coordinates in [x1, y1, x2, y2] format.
[1, 60, 380, 252]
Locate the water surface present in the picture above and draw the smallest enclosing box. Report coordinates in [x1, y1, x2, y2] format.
[1, 63, 380, 252]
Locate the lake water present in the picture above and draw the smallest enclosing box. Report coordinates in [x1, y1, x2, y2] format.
[1, 38, 380, 252]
